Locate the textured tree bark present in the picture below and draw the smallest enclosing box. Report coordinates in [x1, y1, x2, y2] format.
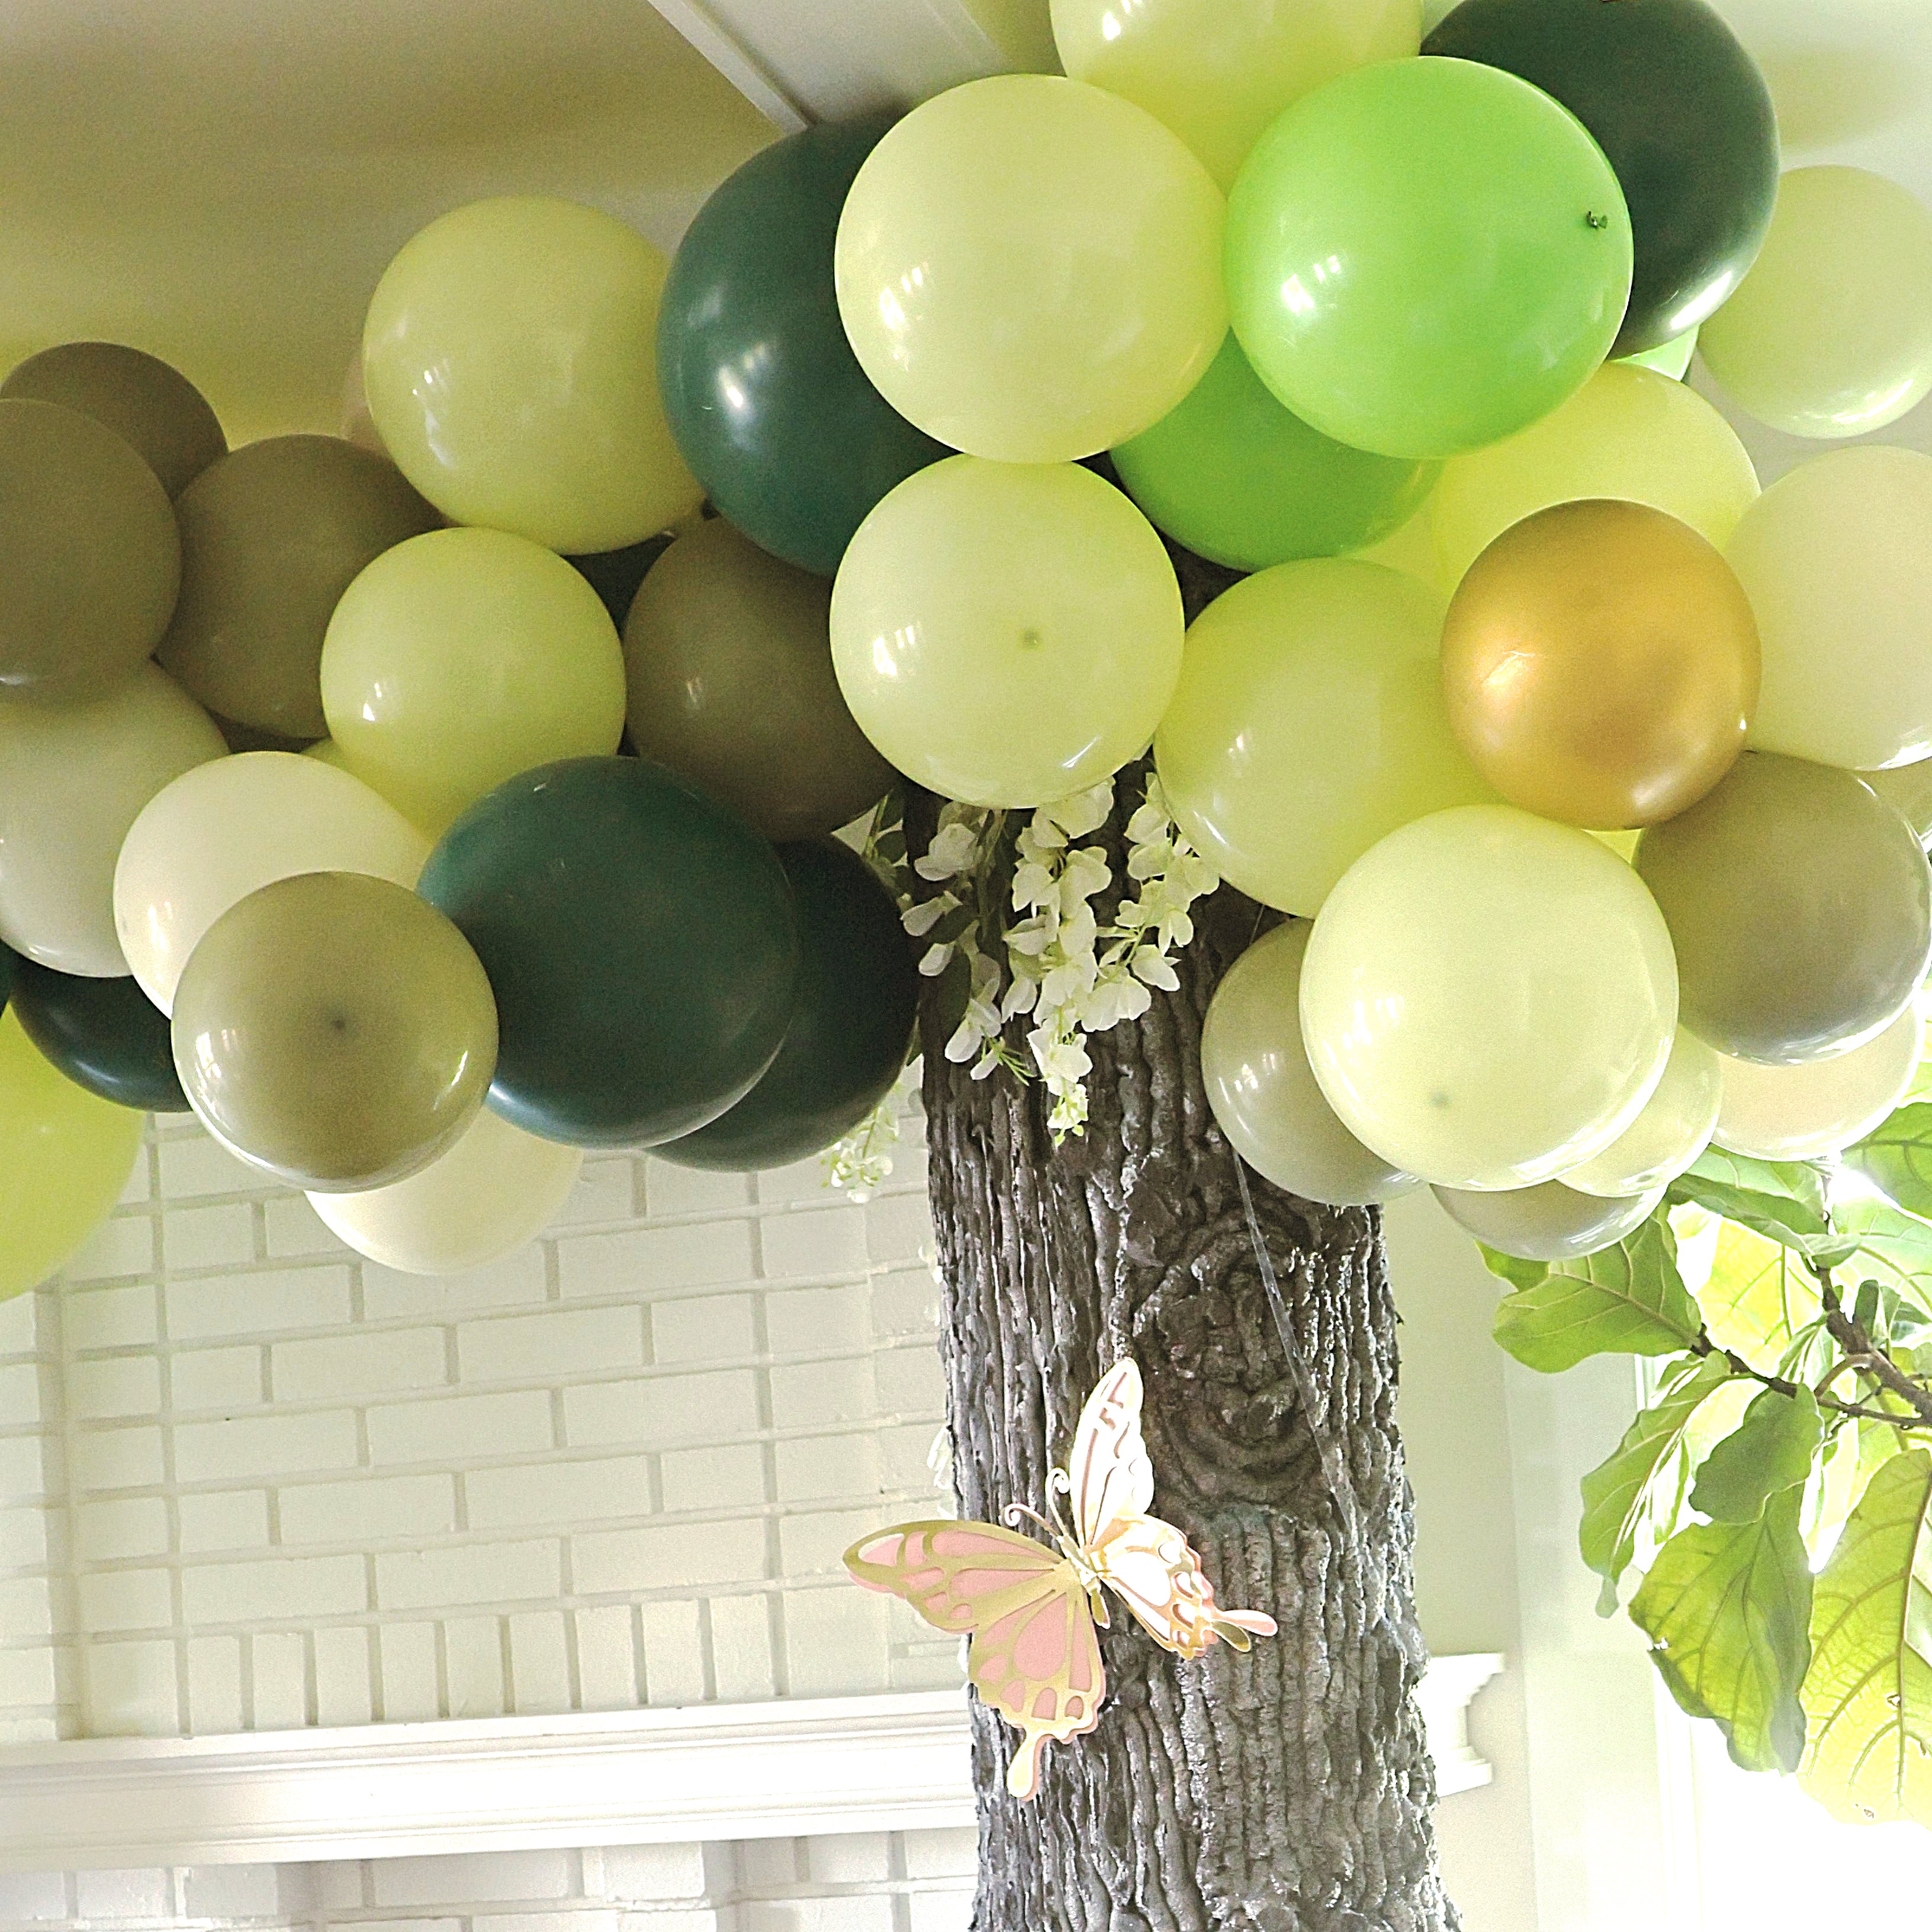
[918, 859, 1457, 1932]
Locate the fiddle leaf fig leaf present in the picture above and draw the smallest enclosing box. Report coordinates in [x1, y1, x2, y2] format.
[1493, 1216, 1703, 1374]
[1845, 1103, 1932, 1221]
[1690, 1387, 1826, 1524]
[1475, 1243, 1548, 1291]
[1667, 1147, 1852, 1264]
[1696, 1220, 1822, 1361]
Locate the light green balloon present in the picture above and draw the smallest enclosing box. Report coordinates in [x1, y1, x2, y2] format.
[1433, 1179, 1661, 1263]
[1619, 327, 1699, 381]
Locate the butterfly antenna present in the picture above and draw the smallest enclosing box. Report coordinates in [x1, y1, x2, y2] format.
[1004, 1502, 1062, 1543]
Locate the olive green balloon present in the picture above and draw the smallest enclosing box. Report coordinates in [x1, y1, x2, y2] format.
[1636, 753, 1932, 1064]
[2, 342, 226, 497]
[1433, 1179, 1661, 1262]
[0, 398, 181, 697]
[172, 871, 497, 1192]
[158, 435, 441, 740]
[625, 518, 895, 841]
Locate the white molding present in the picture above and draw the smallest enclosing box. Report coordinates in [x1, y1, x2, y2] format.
[641, 1, 811, 131]
[0, 1661, 1504, 1872]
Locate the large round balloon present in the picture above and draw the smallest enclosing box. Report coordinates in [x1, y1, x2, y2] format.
[1728, 448, 1932, 773]
[1433, 1179, 1662, 1263]
[417, 757, 801, 1149]
[1301, 806, 1679, 1190]
[1441, 500, 1760, 828]
[115, 753, 429, 1016]
[834, 76, 1226, 464]
[658, 116, 949, 576]
[2, 342, 225, 497]
[658, 840, 917, 1171]
[11, 959, 188, 1112]
[363, 197, 704, 554]
[1560, 1028, 1721, 1199]
[1635, 754, 1932, 1065]
[0, 398, 180, 697]
[625, 519, 894, 841]
[1699, 168, 1932, 439]
[157, 435, 441, 740]
[0, 663, 226, 976]
[1225, 59, 1632, 459]
[310, 1104, 583, 1276]
[1051, 0, 1420, 190]
[1422, 0, 1778, 356]
[1201, 920, 1417, 1207]
[1156, 559, 1494, 916]
[173, 872, 497, 1192]
[1430, 362, 1759, 589]
[1110, 335, 1439, 573]
[322, 528, 626, 837]
[830, 458, 1183, 808]
[1714, 1005, 1922, 1165]
[0, 1007, 145, 1300]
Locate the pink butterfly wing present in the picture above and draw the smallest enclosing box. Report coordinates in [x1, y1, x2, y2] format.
[1067, 1359, 1155, 1548]
[844, 1520, 1065, 1634]
[1092, 1513, 1279, 1661]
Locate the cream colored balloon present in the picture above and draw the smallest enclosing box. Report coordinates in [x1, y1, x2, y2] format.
[311, 1104, 583, 1275]
[1862, 760, 1932, 846]
[1430, 362, 1759, 589]
[1561, 1027, 1722, 1197]
[114, 753, 429, 1016]
[1729, 447, 1932, 771]
[1713, 1005, 1923, 1163]
[0, 665, 226, 976]
[1433, 1180, 1663, 1263]
[1300, 805, 1679, 1190]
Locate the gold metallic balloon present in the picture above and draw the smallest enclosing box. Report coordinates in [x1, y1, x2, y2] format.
[1441, 499, 1760, 829]
[1433, 1179, 1662, 1263]
[172, 871, 497, 1193]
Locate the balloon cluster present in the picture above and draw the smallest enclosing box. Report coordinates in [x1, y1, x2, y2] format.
[5, 0, 1932, 1290]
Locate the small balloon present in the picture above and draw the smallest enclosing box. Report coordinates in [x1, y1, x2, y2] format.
[0, 663, 226, 976]
[1699, 167, 1932, 439]
[1635, 753, 1932, 1064]
[1433, 1179, 1663, 1264]
[831, 458, 1183, 809]
[310, 1103, 583, 1276]
[1201, 920, 1418, 1207]
[11, 959, 188, 1112]
[567, 535, 671, 634]
[1441, 499, 1760, 828]
[1224, 59, 1632, 459]
[1157, 559, 1495, 917]
[0, 398, 180, 697]
[173, 872, 497, 1193]
[2, 342, 226, 496]
[1712, 1005, 1923, 1163]
[1300, 806, 1679, 1190]
[364, 197, 704, 554]
[115, 753, 429, 1017]
[1561, 1028, 1722, 1198]
[835, 76, 1227, 464]
[417, 757, 801, 1150]
[157, 435, 441, 740]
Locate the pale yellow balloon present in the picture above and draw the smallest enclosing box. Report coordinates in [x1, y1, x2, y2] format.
[830, 457, 1184, 809]
[363, 197, 702, 553]
[322, 528, 626, 837]
[1433, 1180, 1664, 1264]
[113, 752, 429, 1017]
[0, 665, 226, 976]
[310, 1104, 583, 1275]
[1561, 1027, 1722, 1198]
[1699, 166, 1932, 439]
[1349, 488, 1443, 592]
[1300, 805, 1679, 1190]
[1430, 363, 1759, 588]
[834, 75, 1227, 463]
[1155, 560, 1496, 917]
[1590, 830, 1641, 862]
[1729, 447, 1932, 771]
[1713, 1005, 1923, 1163]
[1050, 0, 1421, 190]
[1619, 328, 1699, 381]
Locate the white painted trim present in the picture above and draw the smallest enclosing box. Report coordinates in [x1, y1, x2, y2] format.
[642, 0, 812, 130]
[0, 1661, 1503, 1871]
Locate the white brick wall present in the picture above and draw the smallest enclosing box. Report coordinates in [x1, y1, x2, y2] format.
[0, 1105, 960, 1744]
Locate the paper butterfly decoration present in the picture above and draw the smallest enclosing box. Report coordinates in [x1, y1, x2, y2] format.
[843, 1359, 1278, 1800]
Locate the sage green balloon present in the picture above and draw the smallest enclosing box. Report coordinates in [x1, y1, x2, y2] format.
[172, 872, 497, 1192]
[1636, 753, 1932, 1064]
[1433, 1179, 1661, 1262]
[0, 398, 181, 696]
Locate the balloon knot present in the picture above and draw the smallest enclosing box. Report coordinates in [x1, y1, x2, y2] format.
[1586, 211, 1610, 231]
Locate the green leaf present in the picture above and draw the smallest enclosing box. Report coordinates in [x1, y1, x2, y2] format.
[1690, 1387, 1826, 1523]
[1836, 1197, 1932, 1340]
[1493, 1216, 1703, 1374]
[1474, 1243, 1547, 1291]
[1667, 1147, 1853, 1264]
[1631, 1487, 1815, 1774]
[1580, 1352, 1731, 1612]
[1696, 1221, 1822, 1361]
[1800, 1449, 1932, 1825]
[1846, 1102, 1932, 1219]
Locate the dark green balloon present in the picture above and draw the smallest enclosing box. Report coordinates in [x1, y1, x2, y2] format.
[12, 959, 187, 1111]
[419, 757, 801, 1149]
[1424, 0, 1779, 356]
[658, 115, 950, 577]
[658, 840, 917, 1171]
[566, 533, 672, 632]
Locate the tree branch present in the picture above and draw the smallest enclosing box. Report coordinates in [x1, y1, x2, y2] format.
[1690, 1329, 1927, 1430]
[1808, 1264, 1932, 1427]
